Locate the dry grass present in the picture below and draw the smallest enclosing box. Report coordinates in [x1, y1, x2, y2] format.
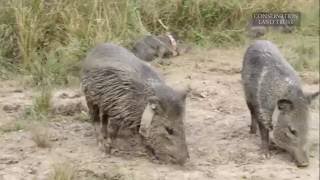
[261, 32, 319, 72]
[0, 0, 318, 86]
[49, 162, 76, 180]
[30, 123, 51, 148]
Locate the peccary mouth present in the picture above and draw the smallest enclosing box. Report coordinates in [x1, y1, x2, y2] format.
[293, 149, 309, 168]
[296, 161, 309, 168]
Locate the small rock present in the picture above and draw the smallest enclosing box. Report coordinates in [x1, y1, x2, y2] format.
[13, 89, 23, 93]
[28, 168, 36, 174]
[84, 131, 93, 137]
[50, 90, 88, 116]
[0, 155, 19, 165]
[49, 137, 59, 141]
[3, 104, 21, 113]
[58, 92, 69, 99]
[191, 90, 207, 99]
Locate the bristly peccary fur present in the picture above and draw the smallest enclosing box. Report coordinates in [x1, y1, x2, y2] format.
[81, 43, 189, 164]
[241, 40, 319, 167]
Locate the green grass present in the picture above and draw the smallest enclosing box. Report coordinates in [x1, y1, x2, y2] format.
[0, 0, 318, 86]
[255, 0, 320, 72]
[261, 32, 319, 72]
[24, 87, 52, 120]
[0, 120, 26, 133]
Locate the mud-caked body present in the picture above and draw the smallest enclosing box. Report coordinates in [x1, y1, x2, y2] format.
[241, 40, 319, 167]
[81, 43, 189, 164]
[132, 33, 186, 62]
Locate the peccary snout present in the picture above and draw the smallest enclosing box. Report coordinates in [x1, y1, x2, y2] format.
[293, 148, 309, 167]
[140, 85, 189, 164]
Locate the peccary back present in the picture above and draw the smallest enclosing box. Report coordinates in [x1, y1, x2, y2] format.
[246, 18, 294, 38]
[83, 43, 161, 80]
[241, 40, 319, 167]
[81, 43, 189, 165]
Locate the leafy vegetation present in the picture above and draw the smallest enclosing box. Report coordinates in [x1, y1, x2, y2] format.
[24, 87, 52, 120]
[0, 0, 318, 86]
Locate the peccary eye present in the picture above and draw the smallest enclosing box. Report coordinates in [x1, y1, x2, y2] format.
[165, 127, 174, 135]
[289, 127, 297, 136]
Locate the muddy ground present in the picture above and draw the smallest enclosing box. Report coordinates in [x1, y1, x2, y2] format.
[0, 48, 319, 180]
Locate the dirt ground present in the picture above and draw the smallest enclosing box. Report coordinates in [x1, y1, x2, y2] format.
[0, 48, 319, 180]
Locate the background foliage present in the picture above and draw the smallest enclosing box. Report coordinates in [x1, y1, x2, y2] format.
[0, 0, 318, 86]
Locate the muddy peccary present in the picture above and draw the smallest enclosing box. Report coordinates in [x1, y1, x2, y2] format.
[241, 40, 319, 167]
[81, 43, 189, 164]
[131, 33, 182, 63]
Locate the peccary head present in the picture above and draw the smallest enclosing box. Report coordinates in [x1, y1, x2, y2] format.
[139, 85, 189, 165]
[158, 32, 179, 57]
[273, 91, 319, 167]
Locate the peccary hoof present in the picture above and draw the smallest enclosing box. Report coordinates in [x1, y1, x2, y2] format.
[249, 126, 257, 134]
[103, 140, 112, 154]
[249, 129, 257, 134]
[261, 149, 271, 159]
[110, 148, 119, 155]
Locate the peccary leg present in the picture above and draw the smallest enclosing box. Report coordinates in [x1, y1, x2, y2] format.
[257, 114, 272, 157]
[86, 100, 99, 122]
[87, 101, 101, 145]
[105, 117, 120, 154]
[258, 122, 270, 157]
[99, 110, 111, 153]
[246, 101, 258, 134]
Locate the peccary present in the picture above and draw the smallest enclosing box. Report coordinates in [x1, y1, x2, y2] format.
[81, 43, 189, 164]
[247, 20, 294, 38]
[241, 40, 319, 167]
[131, 33, 181, 63]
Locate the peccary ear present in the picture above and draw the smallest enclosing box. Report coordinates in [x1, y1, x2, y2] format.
[278, 99, 294, 111]
[139, 97, 159, 137]
[178, 85, 191, 100]
[305, 91, 319, 105]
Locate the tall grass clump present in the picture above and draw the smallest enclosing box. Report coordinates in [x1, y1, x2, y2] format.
[30, 122, 51, 148]
[24, 87, 52, 120]
[137, 0, 299, 46]
[0, 0, 146, 86]
[49, 162, 76, 180]
[0, 0, 318, 85]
